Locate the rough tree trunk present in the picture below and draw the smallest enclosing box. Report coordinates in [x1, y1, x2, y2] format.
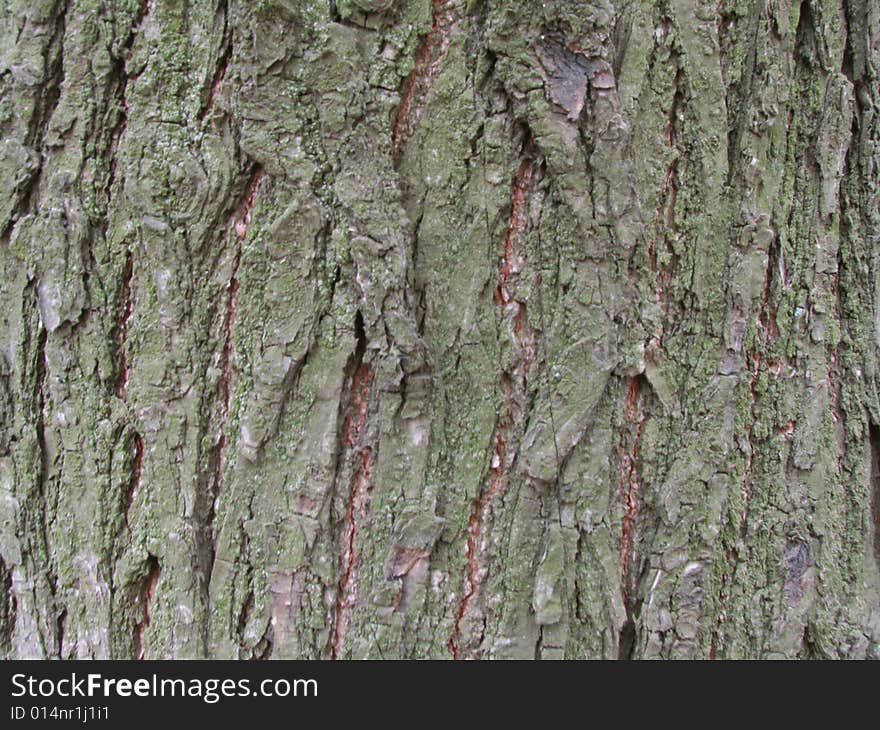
[0, 0, 878, 659]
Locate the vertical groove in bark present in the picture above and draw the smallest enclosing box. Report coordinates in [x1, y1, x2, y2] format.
[134, 555, 160, 661]
[0, 557, 15, 656]
[740, 230, 779, 538]
[869, 423, 880, 568]
[331, 313, 375, 659]
[647, 15, 681, 303]
[105, 0, 151, 204]
[332, 443, 374, 659]
[125, 434, 145, 527]
[617, 375, 649, 658]
[15, 0, 68, 229]
[31, 314, 60, 658]
[116, 251, 135, 399]
[449, 151, 536, 659]
[391, 0, 457, 162]
[199, 0, 231, 122]
[210, 167, 264, 535]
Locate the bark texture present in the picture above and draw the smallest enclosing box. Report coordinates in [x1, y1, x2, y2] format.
[1, 0, 879, 659]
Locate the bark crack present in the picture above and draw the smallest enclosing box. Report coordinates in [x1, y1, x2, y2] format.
[208, 167, 265, 542]
[199, 0, 231, 122]
[449, 150, 536, 659]
[0, 557, 16, 656]
[391, 0, 457, 163]
[125, 433, 144, 527]
[869, 422, 880, 569]
[116, 250, 135, 399]
[331, 313, 375, 659]
[28, 311, 61, 658]
[9, 0, 68, 233]
[711, 227, 779, 658]
[647, 17, 682, 321]
[134, 555, 160, 660]
[105, 0, 151, 206]
[616, 374, 649, 659]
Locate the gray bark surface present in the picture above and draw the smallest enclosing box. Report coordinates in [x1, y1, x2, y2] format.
[1, 0, 879, 658]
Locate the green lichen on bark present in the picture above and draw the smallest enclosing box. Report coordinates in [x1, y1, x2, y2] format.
[0, 0, 878, 658]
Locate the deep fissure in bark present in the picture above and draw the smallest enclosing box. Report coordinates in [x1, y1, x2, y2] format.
[449, 148, 537, 658]
[616, 374, 650, 659]
[199, 0, 231, 122]
[869, 422, 880, 567]
[125, 433, 144, 527]
[331, 311, 375, 659]
[391, 0, 457, 162]
[208, 167, 265, 525]
[134, 555, 160, 660]
[0, 558, 15, 655]
[116, 250, 135, 399]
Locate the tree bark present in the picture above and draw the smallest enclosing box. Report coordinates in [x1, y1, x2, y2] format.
[1, 0, 878, 659]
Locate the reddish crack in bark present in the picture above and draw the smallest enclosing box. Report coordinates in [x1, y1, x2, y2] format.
[342, 364, 373, 449]
[649, 48, 682, 322]
[615, 376, 649, 659]
[134, 556, 160, 660]
[494, 159, 535, 311]
[0, 558, 16, 651]
[209, 169, 264, 532]
[234, 168, 265, 242]
[125, 434, 144, 525]
[391, 0, 456, 161]
[331, 363, 375, 659]
[200, 42, 231, 121]
[868, 419, 880, 568]
[106, 0, 152, 199]
[117, 251, 135, 399]
[449, 155, 536, 658]
[618, 377, 647, 609]
[387, 546, 431, 579]
[448, 428, 506, 659]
